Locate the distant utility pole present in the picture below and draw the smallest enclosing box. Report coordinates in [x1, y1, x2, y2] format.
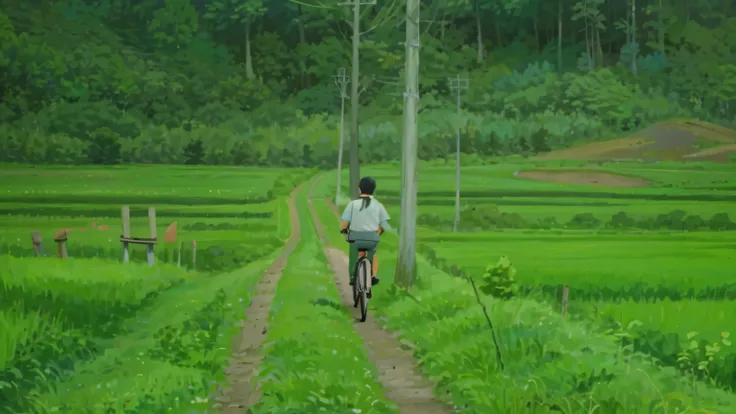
[333, 67, 349, 205]
[448, 74, 468, 233]
[340, 0, 376, 199]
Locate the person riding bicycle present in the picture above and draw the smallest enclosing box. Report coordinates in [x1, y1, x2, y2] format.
[339, 176, 391, 294]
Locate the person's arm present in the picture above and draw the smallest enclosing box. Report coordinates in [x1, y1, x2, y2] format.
[340, 202, 352, 233]
[377, 204, 391, 234]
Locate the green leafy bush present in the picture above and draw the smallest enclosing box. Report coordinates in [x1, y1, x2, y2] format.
[479, 256, 518, 299]
[566, 212, 600, 229]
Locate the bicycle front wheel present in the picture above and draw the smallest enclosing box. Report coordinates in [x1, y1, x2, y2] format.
[352, 272, 359, 308]
[357, 258, 369, 322]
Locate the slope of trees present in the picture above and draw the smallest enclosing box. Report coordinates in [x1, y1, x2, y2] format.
[1, 0, 735, 166]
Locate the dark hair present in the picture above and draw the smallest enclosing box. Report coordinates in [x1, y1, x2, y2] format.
[358, 176, 376, 210]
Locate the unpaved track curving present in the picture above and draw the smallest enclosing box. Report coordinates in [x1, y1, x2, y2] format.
[215, 185, 302, 413]
[307, 178, 452, 414]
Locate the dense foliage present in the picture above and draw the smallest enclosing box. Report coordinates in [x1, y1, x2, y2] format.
[1, 0, 735, 165]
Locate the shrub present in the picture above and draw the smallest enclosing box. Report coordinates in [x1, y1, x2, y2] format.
[86, 127, 121, 164]
[608, 211, 636, 229]
[479, 256, 518, 299]
[708, 213, 735, 230]
[183, 139, 205, 165]
[654, 209, 696, 230]
[567, 212, 600, 229]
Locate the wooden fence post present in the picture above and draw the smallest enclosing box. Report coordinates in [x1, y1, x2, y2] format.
[121, 206, 131, 263]
[177, 241, 182, 268]
[31, 231, 45, 256]
[147, 207, 157, 266]
[192, 240, 197, 268]
[561, 285, 569, 317]
[54, 230, 68, 259]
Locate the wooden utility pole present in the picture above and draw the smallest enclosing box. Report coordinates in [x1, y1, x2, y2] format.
[448, 74, 468, 233]
[395, 0, 420, 288]
[333, 67, 350, 205]
[340, 0, 376, 199]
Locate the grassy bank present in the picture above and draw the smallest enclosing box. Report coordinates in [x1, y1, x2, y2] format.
[249, 181, 396, 413]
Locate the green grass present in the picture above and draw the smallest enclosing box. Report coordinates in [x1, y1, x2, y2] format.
[590, 299, 736, 389]
[0, 165, 305, 201]
[317, 165, 736, 396]
[425, 232, 736, 300]
[0, 256, 190, 332]
[0, 164, 312, 413]
[0, 257, 193, 412]
[355, 163, 736, 199]
[250, 180, 396, 413]
[310, 195, 736, 413]
[26, 254, 278, 413]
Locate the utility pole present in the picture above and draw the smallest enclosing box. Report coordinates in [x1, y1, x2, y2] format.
[333, 67, 349, 205]
[448, 74, 468, 233]
[395, 0, 420, 288]
[340, 0, 376, 199]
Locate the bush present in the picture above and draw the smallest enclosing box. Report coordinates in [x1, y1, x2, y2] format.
[458, 204, 527, 230]
[183, 139, 205, 165]
[567, 212, 600, 229]
[479, 256, 518, 299]
[608, 211, 636, 229]
[86, 127, 121, 164]
[708, 213, 735, 230]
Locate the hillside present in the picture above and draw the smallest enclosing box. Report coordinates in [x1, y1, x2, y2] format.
[539, 120, 736, 162]
[1, 0, 736, 166]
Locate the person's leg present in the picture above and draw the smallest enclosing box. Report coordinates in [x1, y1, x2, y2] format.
[372, 253, 378, 277]
[362, 242, 379, 287]
[348, 242, 358, 285]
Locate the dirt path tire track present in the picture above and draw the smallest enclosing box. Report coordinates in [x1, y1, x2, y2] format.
[307, 178, 452, 414]
[215, 185, 303, 413]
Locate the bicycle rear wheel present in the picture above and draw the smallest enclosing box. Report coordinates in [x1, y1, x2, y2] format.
[357, 258, 369, 322]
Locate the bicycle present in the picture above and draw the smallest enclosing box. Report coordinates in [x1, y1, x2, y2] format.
[340, 229, 373, 322]
[352, 247, 372, 322]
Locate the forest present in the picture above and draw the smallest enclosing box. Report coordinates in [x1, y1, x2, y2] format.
[1, 0, 735, 166]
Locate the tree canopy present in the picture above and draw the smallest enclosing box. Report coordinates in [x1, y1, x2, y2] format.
[1, 0, 735, 166]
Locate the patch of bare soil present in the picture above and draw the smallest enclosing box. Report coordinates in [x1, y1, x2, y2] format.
[517, 170, 650, 188]
[679, 121, 736, 143]
[538, 120, 736, 161]
[214, 185, 302, 413]
[309, 180, 452, 414]
[683, 143, 736, 162]
[538, 137, 653, 160]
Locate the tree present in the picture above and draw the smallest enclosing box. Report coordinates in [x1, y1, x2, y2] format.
[572, 0, 605, 70]
[530, 128, 550, 153]
[205, 0, 266, 80]
[86, 127, 121, 165]
[395, 0, 420, 289]
[183, 139, 205, 165]
[148, 0, 199, 50]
